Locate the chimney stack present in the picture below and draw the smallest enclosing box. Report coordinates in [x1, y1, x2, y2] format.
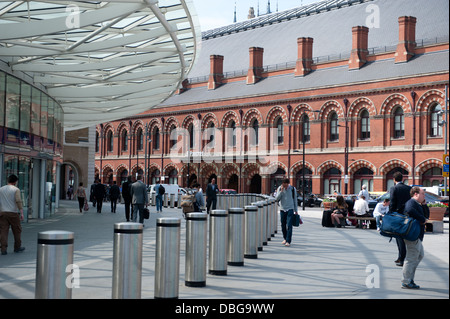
[395, 16, 417, 63]
[208, 55, 224, 90]
[247, 47, 264, 85]
[295, 37, 314, 77]
[348, 26, 369, 70]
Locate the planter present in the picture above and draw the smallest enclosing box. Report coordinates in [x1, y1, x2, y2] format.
[323, 202, 336, 210]
[428, 207, 446, 221]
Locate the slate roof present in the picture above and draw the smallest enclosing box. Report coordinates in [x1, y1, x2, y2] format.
[160, 0, 449, 107]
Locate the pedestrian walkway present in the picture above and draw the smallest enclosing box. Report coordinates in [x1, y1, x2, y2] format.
[0, 200, 448, 299]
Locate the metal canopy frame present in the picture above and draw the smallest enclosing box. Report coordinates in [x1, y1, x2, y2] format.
[0, 0, 201, 130]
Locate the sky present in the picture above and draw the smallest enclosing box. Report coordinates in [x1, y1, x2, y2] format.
[192, 0, 322, 31]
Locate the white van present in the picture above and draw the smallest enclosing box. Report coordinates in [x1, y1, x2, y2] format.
[148, 184, 185, 196]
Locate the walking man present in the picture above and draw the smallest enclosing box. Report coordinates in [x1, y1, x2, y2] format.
[206, 178, 219, 214]
[154, 179, 164, 213]
[275, 178, 298, 247]
[93, 179, 106, 213]
[130, 175, 149, 224]
[122, 176, 132, 221]
[0, 175, 26, 255]
[109, 181, 120, 213]
[402, 186, 427, 289]
[389, 172, 411, 266]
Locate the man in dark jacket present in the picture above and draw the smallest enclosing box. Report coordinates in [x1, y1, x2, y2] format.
[401, 186, 427, 289]
[121, 176, 132, 221]
[109, 181, 120, 213]
[389, 171, 411, 266]
[205, 178, 219, 214]
[93, 180, 106, 213]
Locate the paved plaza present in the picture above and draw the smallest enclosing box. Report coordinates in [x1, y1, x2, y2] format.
[0, 200, 448, 299]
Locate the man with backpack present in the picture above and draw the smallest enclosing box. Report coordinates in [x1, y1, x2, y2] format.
[401, 186, 427, 289]
[154, 179, 165, 213]
[275, 178, 298, 247]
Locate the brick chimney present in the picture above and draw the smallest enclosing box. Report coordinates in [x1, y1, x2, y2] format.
[208, 55, 224, 90]
[348, 26, 369, 70]
[295, 37, 314, 77]
[395, 16, 417, 63]
[246, 47, 264, 85]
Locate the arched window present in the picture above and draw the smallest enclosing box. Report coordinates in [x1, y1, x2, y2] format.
[430, 103, 442, 137]
[152, 127, 159, 150]
[188, 123, 194, 149]
[169, 124, 177, 149]
[393, 106, 404, 138]
[329, 112, 338, 141]
[323, 167, 341, 194]
[107, 130, 113, 152]
[276, 117, 283, 144]
[301, 114, 310, 143]
[359, 109, 370, 140]
[95, 131, 99, 152]
[251, 119, 259, 146]
[207, 122, 215, 144]
[422, 167, 443, 187]
[121, 130, 128, 151]
[229, 120, 236, 147]
[136, 128, 143, 151]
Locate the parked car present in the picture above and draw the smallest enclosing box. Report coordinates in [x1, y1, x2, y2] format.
[297, 192, 322, 207]
[376, 191, 448, 216]
[220, 189, 237, 194]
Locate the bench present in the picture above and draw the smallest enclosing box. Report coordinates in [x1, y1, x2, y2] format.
[347, 216, 376, 229]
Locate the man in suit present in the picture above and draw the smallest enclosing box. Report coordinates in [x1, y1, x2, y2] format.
[205, 178, 219, 214]
[93, 179, 106, 213]
[109, 181, 120, 213]
[121, 176, 132, 221]
[389, 171, 411, 266]
[130, 175, 149, 224]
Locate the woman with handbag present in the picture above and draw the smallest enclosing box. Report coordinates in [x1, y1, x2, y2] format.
[76, 182, 87, 213]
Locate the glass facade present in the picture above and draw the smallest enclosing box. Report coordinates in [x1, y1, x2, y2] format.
[0, 70, 64, 220]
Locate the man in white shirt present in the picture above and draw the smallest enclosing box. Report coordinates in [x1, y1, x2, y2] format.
[353, 194, 370, 228]
[0, 174, 25, 255]
[373, 198, 390, 231]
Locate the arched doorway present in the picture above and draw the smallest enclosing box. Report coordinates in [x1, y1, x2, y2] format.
[353, 167, 374, 193]
[249, 174, 262, 194]
[323, 167, 342, 195]
[422, 167, 443, 187]
[386, 167, 409, 191]
[227, 174, 238, 191]
[60, 163, 79, 200]
[270, 167, 286, 194]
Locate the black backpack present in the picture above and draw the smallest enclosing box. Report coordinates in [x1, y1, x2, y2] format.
[158, 185, 165, 195]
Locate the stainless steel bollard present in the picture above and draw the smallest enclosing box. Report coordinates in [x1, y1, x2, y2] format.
[164, 193, 169, 207]
[35, 230, 74, 299]
[170, 194, 175, 208]
[228, 207, 245, 266]
[217, 194, 223, 209]
[269, 199, 276, 237]
[263, 201, 270, 243]
[185, 212, 208, 287]
[152, 193, 156, 206]
[244, 205, 258, 259]
[177, 193, 182, 209]
[155, 218, 181, 299]
[209, 209, 228, 275]
[112, 222, 143, 299]
[252, 201, 264, 251]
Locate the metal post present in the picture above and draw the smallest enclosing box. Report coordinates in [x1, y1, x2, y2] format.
[177, 193, 182, 208]
[262, 201, 268, 245]
[252, 201, 264, 251]
[170, 194, 175, 208]
[263, 200, 271, 242]
[228, 207, 245, 266]
[209, 210, 228, 275]
[35, 231, 74, 299]
[217, 194, 223, 209]
[270, 198, 276, 237]
[151, 193, 156, 206]
[164, 193, 169, 207]
[154, 218, 181, 299]
[244, 205, 258, 259]
[112, 222, 143, 299]
[185, 212, 207, 287]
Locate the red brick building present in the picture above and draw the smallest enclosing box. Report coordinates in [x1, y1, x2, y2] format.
[95, 0, 449, 196]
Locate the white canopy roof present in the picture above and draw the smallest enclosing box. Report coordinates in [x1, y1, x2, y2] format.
[0, 0, 201, 130]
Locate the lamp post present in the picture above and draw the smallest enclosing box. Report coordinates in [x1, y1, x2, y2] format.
[99, 123, 104, 183]
[343, 98, 349, 195]
[287, 104, 292, 184]
[239, 109, 244, 193]
[161, 117, 165, 183]
[411, 91, 416, 186]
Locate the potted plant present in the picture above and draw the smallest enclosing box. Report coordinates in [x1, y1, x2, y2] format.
[322, 197, 337, 210]
[427, 202, 447, 221]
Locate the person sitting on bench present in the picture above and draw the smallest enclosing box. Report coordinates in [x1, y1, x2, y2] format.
[331, 195, 348, 228]
[354, 195, 370, 228]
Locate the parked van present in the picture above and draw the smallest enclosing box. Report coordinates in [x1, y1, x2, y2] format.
[148, 184, 185, 196]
